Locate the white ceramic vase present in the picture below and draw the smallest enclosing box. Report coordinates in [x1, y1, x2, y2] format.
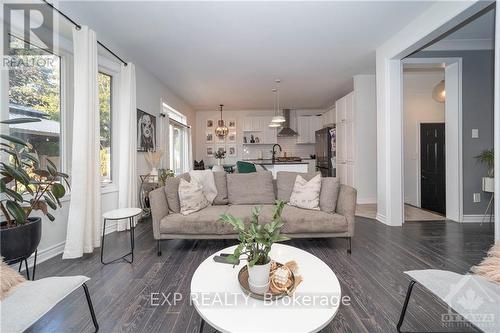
[150, 167, 158, 177]
[247, 261, 271, 293]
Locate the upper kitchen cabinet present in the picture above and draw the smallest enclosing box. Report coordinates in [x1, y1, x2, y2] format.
[242, 116, 277, 144]
[335, 75, 377, 204]
[296, 115, 323, 144]
[243, 117, 262, 132]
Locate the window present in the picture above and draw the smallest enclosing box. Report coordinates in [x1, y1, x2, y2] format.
[98, 72, 112, 183]
[164, 104, 189, 175]
[7, 35, 61, 170]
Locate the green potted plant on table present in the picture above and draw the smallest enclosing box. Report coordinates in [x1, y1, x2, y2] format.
[475, 149, 494, 193]
[219, 200, 290, 293]
[1, 118, 69, 264]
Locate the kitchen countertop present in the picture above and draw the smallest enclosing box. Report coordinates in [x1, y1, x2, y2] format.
[243, 159, 309, 165]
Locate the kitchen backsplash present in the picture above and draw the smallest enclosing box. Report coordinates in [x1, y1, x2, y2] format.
[241, 137, 315, 160]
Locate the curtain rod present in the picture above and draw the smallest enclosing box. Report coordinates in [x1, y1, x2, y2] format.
[162, 115, 191, 129]
[42, 0, 128, 66]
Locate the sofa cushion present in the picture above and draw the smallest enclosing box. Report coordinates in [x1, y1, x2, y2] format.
[221, 205, 277, 234]
[227, 171, 275, 204]
[280, 206, 347, 234]
[320, 178, 340, 213]
[276, 171, 319, 202]
[213, 172, 229, 205]
[160, 206, 230, 234]
[164, 173, 190, 213]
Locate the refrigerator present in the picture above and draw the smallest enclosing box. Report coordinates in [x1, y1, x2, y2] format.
[315, 126, 336, 177]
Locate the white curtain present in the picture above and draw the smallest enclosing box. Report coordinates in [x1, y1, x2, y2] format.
[187, 127, 193, 172]
[117, 63, 138, 231]
[63, 26, 101, 259]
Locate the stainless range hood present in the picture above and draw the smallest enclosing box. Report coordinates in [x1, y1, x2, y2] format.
[277, 109, 298, 137]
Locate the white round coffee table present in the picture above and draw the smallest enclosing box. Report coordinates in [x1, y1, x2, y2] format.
[191, 244, 341, 333]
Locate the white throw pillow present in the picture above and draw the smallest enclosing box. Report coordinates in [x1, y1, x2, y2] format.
[178, 178, 210, 215]
[289, 174, 322, 210]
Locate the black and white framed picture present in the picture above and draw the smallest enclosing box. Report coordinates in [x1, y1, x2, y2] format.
[137, 109, 156, 151]
[228, 131, 236, 143]
[206, 119, 214, 129]
[206, 131, 214, 143]
[216, 145, 226, 155]
[228, 119, 236, 129]
[228, 145, 237, 157]
[206, 145, 214, 157]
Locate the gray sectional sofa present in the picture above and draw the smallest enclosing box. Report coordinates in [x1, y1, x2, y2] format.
[149, 171, 357, 255]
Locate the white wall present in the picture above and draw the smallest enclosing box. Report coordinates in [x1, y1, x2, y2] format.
[375, 0, 487, 226]
[195, 109, 323, 165]
[353, 74, 378, 204]
[16, 53, 195, 267]
[403, 70, 445, 206]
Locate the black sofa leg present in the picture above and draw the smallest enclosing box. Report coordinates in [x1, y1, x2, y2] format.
[83, 283, 99, 332]
[157, 240, 162, 256]
[396, 280, 416, 333]
[346, 237, 352, 254]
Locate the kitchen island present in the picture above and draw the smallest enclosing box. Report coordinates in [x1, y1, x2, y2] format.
[243, 159, 309, 178]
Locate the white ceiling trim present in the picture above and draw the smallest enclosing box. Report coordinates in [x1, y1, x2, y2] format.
[424, 38, 494, 51]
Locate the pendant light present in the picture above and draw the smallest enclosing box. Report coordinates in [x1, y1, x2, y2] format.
[215, 104, 229, 138]
[271, 79, 285, 123]
[269, 87, 281, 127]
[432, 80, 445, 103]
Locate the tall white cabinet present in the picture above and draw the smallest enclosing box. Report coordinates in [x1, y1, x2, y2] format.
[296, 115, 323, 144]
[335, 75, 377, 204]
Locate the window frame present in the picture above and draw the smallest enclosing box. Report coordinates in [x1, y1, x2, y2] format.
[97, 58, 120, 192]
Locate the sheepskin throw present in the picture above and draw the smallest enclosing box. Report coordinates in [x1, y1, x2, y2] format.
[471, 244, 500, 284]
[0, 258, 26, 300]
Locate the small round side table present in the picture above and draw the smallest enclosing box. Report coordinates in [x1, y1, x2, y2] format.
[100, 208, 142, 265]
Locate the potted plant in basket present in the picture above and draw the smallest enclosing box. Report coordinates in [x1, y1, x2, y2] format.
[1, 117, 69, 264]
[475, 149, 494, 193]
[219, 200, 290, 293]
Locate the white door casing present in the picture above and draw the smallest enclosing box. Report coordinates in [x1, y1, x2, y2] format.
[375, 1, 491, 226]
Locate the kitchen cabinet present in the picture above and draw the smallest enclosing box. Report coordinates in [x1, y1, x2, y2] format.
[242, 116, 276, 144]
[322, 106, 336, 126]
[334, 74, 377, 205]
[243, 117, 262, 132]
[336, 92, 355, 186]
[296, 115, 323, 144]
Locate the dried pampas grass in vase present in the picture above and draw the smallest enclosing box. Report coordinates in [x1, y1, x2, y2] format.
[145, 149, 163, 177]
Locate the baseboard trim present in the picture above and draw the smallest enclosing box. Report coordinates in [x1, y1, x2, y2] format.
[375, 213, 387, 224]
[357, 197, 377, 204]
[462, 214, 495, 223]
[19, 221, 120, 271]
[22, 240, 66, 269]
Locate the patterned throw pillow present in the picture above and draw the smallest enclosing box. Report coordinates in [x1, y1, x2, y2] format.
[178, 178, 210, 215]
[289, 174, 322, 210]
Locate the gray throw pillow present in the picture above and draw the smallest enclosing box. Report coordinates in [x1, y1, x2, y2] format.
[213, 171, 228, 205]
[319, 177, 340, 213]
[276, 171, 320, 202]
[227, 171, 275, 204]
[164, 173, 190, 213]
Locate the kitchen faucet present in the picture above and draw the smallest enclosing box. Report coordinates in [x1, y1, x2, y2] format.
[271, 144, 282, 162]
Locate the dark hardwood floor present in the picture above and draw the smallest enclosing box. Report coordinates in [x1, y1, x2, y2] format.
[26, 217, 495, 333]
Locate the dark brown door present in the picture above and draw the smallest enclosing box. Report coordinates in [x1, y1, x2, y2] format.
[420, 123, 446, 215]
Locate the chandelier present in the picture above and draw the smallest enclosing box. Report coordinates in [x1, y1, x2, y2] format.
[215, 104, 229, 138]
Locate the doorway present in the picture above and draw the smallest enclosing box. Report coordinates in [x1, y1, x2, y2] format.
[420, 123, 446, 215]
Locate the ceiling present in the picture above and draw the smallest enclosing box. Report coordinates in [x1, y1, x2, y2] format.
[59, 1, 436, 110]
